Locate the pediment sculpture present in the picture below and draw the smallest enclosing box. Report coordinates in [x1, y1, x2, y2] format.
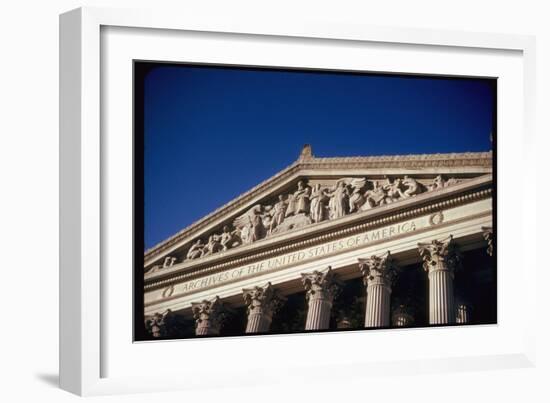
[161, 174, 462, 267]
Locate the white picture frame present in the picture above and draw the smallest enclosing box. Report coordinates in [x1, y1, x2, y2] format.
[59, 6, 537, 396]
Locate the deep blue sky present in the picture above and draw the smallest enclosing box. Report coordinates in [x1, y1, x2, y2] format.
[142, 64, 494, 249]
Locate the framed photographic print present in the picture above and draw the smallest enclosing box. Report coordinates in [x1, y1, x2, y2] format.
[136, 63, 496, 340]
[60, 7, 536, 396]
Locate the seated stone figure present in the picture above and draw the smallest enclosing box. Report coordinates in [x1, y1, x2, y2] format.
[383, 178, 402, 203]
[201, 234, 223, 257]
[186, 239, 205, 260]
[362, 180, 387, 209]
[220, 225, 241, 251]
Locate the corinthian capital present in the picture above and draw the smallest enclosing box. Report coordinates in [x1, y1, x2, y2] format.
[191, 296, 226, 335]
[358, 251, 397, 287]
[418, 236, 461, 274]
[481, 226, 493, 256]
[301, 266, 342, 302]
[145, 310, 172, 338]
[243, 282, 286, 317]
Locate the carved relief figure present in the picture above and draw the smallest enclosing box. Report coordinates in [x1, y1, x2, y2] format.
[201, 234, 223, 257]
[250, 214, 266, 242]
[269, 195, 287, 233]
[262, 215, 272, 233]
[362, 180, 387, 209]
[186, 239, 205, 260]
[233, 205, 267, 244]
[163, 256, 177, 268]
[327, 181, 349, 219]
[383, 178, 402, 203]
[428, 175, 458, 191]
[173, 174, 462, 263]
[285, 193, 297, 217]
[348, 186, 365, 213]
[220, 225, 241, 251]
[445, 177, 458, 187]
[293, 180, 311, 215]
[428, 175, 445, 191]
[238, 224, 250, 244]
[343, 177, 367, 213]
[309, 183, 329, 223]
[401, 176, 421, 198]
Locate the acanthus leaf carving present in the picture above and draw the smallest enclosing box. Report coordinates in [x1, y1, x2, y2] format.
[418, 236, 462, 275]
[191, 296, 227, 335]
[301, 266, 342, 303]
[358, 251, 398, 288]
[145, 309, 173, 338]
[242, 282, 286, 318]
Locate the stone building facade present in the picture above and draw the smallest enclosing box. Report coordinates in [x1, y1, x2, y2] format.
[142, 146, 495, 339]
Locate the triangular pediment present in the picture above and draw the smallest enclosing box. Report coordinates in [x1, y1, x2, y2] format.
[144, 149, 492, 271]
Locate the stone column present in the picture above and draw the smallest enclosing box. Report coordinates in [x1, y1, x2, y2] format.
[191, 296, 225, 336]
[243, 282, 286, 333]
[418, 236, 461, 325]
[392, 305, 415, 327]
[456, 302, 472, 324]
[359, 252, 397, 328]
[481, 226, 493, 256]
[301, 267, 341, 330]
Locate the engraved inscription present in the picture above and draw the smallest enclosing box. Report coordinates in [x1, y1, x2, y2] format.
[172, 219, 418, 295]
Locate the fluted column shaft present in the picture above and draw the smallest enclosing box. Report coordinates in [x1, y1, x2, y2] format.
[456, 303, 471, 324]
[419, 237, 461, 325]
[243, 283, 285, 333]
[302, 267, 341, 331]
[246, 311, 272, 333]
[359, 252, 397, 328]
[305, 292, 333, 330]
[195, 320, 218, 336]
[365, 279, 391, 327]
[427, 267, 455, 324]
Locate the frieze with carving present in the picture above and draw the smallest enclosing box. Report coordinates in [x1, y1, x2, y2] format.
[151, 174, 463, 267]
[146, 255, 177, 274]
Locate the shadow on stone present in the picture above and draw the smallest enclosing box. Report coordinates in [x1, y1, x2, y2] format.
[35, 373, 59, 388]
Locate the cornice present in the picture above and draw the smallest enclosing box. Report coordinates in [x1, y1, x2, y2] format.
[300, 151, 493, 169]
[144, 151, 492, 263]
